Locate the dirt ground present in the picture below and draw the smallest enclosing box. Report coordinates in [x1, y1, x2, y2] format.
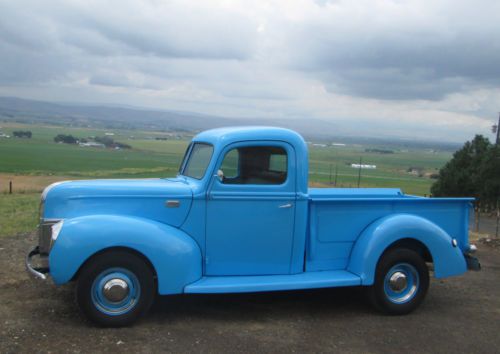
[1, 232, 499, 354]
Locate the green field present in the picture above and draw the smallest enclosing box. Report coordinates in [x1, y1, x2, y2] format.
[0, 123, 452, 194]
[0, 123, 455, 236]
[308, 144, 450, 195]
[0, 124, 188, 178]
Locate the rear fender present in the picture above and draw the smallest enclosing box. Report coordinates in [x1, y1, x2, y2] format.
[347, 214, 467, 285]
[49, 215, 202, 294]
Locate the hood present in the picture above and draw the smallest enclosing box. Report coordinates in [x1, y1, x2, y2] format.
[42, 178, 193, 228]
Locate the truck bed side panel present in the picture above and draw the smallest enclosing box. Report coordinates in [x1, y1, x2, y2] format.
[307, 197, 470, 272]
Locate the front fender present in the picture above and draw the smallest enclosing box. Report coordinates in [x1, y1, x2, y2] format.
[347, 214, 467, 285]
[49, 215, 202, 294]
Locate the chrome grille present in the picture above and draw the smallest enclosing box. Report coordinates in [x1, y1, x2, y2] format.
[38, 220, 60, 255]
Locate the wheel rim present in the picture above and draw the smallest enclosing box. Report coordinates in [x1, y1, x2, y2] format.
[91, 267, 141, 316]
[383, 263, 419, 304]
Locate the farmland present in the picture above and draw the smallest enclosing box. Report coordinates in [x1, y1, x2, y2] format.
[0, 123, 454, 237]
[0, 123, 453, 194]
[0, 123, 187, 177]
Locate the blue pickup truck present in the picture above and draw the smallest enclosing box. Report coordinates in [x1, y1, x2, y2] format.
[27, 127, 480, 326]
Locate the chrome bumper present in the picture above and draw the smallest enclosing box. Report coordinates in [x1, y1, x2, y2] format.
[26, 246, 49, 280]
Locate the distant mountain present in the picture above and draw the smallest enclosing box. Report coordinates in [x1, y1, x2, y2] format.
[0, 96, 460, 150]
[0, 96, 235, 132]
[0, 96, 334, 132]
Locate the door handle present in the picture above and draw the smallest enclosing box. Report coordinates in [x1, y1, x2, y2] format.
[165, 200, 180, 208]
[278, 203, 293, 209]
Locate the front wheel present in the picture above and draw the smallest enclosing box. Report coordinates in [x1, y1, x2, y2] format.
[76, 250, 156, 327]
[367, 248, 429, 315]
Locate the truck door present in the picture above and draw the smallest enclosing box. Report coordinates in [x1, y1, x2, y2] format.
[206, 141, 296, 276]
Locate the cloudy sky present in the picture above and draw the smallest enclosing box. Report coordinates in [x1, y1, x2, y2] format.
[0, 0, 499, 142]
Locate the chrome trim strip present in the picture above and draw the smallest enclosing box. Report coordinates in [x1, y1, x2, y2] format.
[42, 218, 63, 223]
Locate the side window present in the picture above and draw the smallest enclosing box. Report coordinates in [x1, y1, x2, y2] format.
[220, 146, 287, 185]
[220, 148, 239, 179]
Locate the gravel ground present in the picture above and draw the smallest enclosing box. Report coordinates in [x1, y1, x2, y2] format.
[1, 232, 499, 353]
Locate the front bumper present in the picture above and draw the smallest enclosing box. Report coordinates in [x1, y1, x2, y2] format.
[26, 246, 49, 280]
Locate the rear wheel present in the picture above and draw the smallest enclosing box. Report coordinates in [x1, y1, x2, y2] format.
[76, 250, 155, 327]
[368, 248, 429, 315]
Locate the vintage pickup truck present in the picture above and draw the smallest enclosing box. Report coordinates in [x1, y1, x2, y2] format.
[27, 127, 480, 326]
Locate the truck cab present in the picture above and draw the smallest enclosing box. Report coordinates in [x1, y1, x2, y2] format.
[27, 127, 480, 326]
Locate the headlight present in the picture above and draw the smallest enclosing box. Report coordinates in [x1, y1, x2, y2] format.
[51, 221, 64, 243]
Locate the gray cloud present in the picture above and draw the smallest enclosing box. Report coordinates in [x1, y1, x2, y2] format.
[0, 0, 498, 142]
[286, 1, 500, 100]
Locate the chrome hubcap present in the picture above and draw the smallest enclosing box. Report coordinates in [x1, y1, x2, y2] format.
[389, 272, 408, 292]
[384, 263, 419, 304]
[102, 278, 129, 303]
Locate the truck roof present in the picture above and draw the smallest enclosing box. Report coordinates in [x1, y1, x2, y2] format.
[193, 126, 309, 193]
[193, 126, 307, 148]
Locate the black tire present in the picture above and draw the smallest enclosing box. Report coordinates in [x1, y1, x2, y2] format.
[76, 250, 156, 327]
[367, 248, 429, 315]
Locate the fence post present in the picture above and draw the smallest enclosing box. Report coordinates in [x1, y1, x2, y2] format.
[357, 157, 362, 188]
[9, 180, 12, 194]
[496, 199, 499, 238]
[475, 201, 480, 233]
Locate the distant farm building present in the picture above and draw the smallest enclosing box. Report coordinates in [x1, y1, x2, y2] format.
[407, 167, 424, 177]
[79, 142, 105, 148]
[351, 164, 376, 169]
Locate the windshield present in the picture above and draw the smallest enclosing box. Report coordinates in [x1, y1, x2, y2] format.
[180, 143, 214, 179]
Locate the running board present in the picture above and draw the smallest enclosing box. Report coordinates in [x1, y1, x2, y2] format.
[184, 270, 361, 294]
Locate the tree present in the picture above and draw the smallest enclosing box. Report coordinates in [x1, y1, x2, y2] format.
[94, 136, 114, 146]
[54, 134, 78, 144]
[431, 135, 499, 208]
[94, 136, 131, 149]
[479, 144, 500, 207]
[13, 130, 32, 138]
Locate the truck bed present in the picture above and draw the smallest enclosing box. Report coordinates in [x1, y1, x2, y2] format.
[309, 187, 404, 199]
[306, 188, 473, 272]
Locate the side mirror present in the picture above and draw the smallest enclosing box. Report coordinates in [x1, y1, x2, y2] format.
[216, 169, 224, 182]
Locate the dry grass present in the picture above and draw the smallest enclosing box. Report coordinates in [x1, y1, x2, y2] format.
[0, 173, 71, 194]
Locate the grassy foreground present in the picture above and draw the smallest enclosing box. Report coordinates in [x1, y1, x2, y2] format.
[0, 193, 39, 238]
